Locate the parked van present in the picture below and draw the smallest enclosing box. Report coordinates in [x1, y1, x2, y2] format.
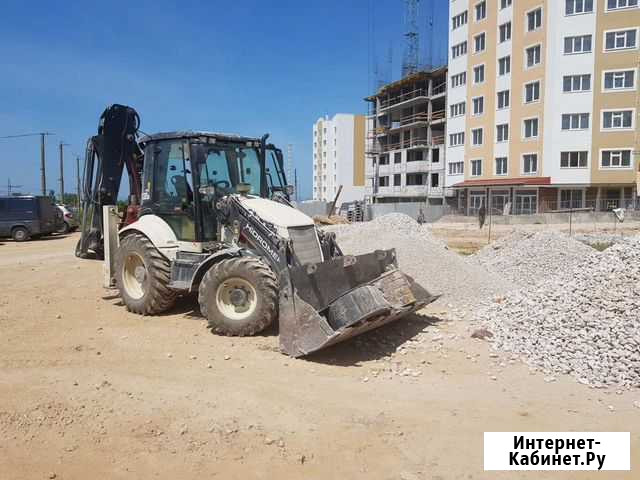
[0, 196, 58, 241]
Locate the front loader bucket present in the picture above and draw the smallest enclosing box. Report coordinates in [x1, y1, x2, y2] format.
[278, 249, 437, 357]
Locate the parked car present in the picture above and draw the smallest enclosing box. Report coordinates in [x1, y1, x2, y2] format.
[0, 196, 58, 241]
[56, 204, 80, 233]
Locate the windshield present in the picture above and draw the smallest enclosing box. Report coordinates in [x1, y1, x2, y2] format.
[199, 145, 262, 195]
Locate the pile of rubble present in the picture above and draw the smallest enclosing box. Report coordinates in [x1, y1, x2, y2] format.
[475, 235, 640, 388]
[326, 213, 508, 310]
[473, 231, 597, 287]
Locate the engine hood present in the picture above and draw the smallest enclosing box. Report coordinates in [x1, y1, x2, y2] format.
[237, 196, 314, 229]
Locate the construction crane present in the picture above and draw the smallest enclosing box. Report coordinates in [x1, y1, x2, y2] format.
[0, 132, 55, 195]
[402, 0, 420, 77]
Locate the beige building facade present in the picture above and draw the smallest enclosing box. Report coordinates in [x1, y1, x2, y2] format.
[445, 0, 639, 214]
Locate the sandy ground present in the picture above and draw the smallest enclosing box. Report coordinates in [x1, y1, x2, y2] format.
[0, 233, 638, 479]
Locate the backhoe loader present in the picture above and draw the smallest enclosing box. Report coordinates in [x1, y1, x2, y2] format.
[77, 104, 435, 356]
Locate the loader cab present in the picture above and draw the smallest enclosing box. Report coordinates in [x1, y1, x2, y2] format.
[139, 132, 288, 243]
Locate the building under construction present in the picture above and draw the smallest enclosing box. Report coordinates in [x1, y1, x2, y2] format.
[364, 67, 448, 205]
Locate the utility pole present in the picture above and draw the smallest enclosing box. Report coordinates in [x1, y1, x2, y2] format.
[58, 141, 70, 204]
[41, 133, 47, 195]
[6, 178, 23, 196]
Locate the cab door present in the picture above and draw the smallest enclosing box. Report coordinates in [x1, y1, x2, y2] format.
[142, 140, 196, 241]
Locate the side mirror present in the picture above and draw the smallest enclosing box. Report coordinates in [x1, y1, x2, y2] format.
[286, 185, 294, 196]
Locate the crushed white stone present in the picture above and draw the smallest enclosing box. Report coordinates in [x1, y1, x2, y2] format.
[474, 235, 640, 389]
[325, 213, 508, 311]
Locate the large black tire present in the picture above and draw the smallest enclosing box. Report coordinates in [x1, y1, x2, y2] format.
[115, 233, 177, 315]
[12, 227, 30, 242]
[198, 256, 278, 336]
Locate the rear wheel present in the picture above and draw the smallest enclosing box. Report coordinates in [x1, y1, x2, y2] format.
[12, 227, 29, 242]
[115, 233, 177, 315]
[198, 256, 278, 336]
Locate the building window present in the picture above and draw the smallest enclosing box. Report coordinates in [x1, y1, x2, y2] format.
[379, 154, 389, 165]
[471, 159, 483, 176]
[560, 189, 583, 209]
[452, 41, 468, 58]
[606, 0, 639, 11]
[562, 113, 590, 130]
[564, 35, 592, 54]
[602, 110, 634, 129]
[394, 152, 402, 163]
[451, 72, 467, 87]
[474, 33, 486, 53]
[472, 128, 484, 146]
[406, 173, 425, 186]
[527, 7, 542, 32]
[604, 29, 638, 51]
[472, 96, 485, 115]
[408, 150, 424, 162]
[448, 161, 464, 175]
[601, 149, 632, 168]
[497, 90, 510, 109]
[475, 1, 487, 21]
[496, 124, 509, 142]
[431, 173, 440, 188]
[393, 174, 401, 186]
[498, 56, 511, 75]
[566, 0, 594, 15]
[523, 118, 539, 139]
[563, 74, 591, 92]
[452, 11, 468, 30]
[560, 151, 588, 168]
[603, 70, 636, 90]
[501, 0, 512, 8]
[523, 154, 538, 174]
[450, 101, 466, 117]
[525, 44, 542, 68]
[524, 81, 541, 103]
[379, 176, 389, 187]
[495, 157, 508, 175]
[499, 22, 512, 43]
[473, 64, 485, 83]
[449, 132, 465, 146]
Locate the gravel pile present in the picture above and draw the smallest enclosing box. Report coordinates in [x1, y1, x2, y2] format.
[475, 236, 640, 388]
[473, 231, 598, 287]
[325, 213, 508, 311]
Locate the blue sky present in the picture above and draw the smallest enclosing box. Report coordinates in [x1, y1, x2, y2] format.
[0, 0, 448, 199]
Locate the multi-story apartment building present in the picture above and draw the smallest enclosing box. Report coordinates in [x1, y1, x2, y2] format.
[364, 68, 449, 204]
[446, 0, 639, 214]
[312, 114, 366, 206]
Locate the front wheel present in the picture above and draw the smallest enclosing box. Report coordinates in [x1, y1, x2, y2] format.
[198, 256, 278, 336]
[12, 227, 29, 242]
[115, 233, 177, 315]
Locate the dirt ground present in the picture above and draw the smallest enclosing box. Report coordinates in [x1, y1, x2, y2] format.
[1, 232, 638, 479]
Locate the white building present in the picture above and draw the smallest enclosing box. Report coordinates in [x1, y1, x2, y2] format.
[312, 114, 366, 206]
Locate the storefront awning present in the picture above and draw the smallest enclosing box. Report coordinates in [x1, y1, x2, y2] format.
[452, 177, 551, 188]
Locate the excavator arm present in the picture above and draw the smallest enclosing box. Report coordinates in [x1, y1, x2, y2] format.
[75, 104, 143, 259]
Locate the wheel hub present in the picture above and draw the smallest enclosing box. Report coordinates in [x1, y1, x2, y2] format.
[215, 277, 258, 321]
[229, 287, 248, 307]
